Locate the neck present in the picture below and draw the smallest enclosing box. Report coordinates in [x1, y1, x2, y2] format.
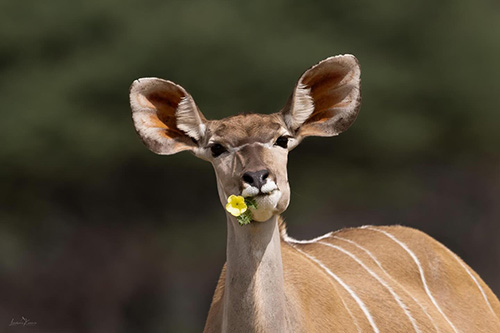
[222, 214, 287, 332]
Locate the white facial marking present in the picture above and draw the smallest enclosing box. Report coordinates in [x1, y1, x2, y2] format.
[242, 180, 278, 198]
[223, 142, 264, 153]
[250, 190, 282, 222]
[242, 185, 259, 197]
[222, 139, 287, 154]
[261, 180, 277, 194]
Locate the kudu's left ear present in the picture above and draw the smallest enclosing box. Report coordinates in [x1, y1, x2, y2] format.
[130, 78, 206, 155]
[280, 54, 361, 140]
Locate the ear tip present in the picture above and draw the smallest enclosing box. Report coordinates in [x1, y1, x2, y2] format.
[323, 53, 359, 62]
[130, 77, 159, 90]
[129, 77, 184, 95]
[317, 54, 360, 71]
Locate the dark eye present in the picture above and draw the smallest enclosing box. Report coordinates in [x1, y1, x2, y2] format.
[275, 136, 289, 149]
[210, 143, 227, 157]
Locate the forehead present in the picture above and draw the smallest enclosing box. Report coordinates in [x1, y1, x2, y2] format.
[207, 113, 285, 146]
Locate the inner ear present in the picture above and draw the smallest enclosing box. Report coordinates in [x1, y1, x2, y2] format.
[281, 54, 361, 139]
[130, 78, 206, 155]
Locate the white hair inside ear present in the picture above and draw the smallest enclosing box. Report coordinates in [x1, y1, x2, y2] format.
[177, 95, 206, 141]
[284, 83, 315, 131]
[129, 77, 207, 155]
[281, 54, 361, 139]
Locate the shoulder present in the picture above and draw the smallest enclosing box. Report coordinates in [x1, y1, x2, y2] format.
[281, 224, 456, 290]
[282, 224, 437, 249]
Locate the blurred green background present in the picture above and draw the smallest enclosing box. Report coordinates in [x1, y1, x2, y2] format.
[1, 0, 499, 331]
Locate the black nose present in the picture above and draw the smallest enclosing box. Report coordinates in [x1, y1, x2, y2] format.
[242, 170, 269, 189]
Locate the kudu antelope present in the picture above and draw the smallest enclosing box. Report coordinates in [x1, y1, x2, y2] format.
[130, 55, 500, 332]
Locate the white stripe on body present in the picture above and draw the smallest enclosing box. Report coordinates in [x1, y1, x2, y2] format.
[332, 235, 440, 333]
[367, 227, 459, 333]
[439, 243, 497, 318]
[338, 291, 362, 333]
[284, 232, 333, 244]
[317, 241, 421, 333]
[293, 246, 380, 333]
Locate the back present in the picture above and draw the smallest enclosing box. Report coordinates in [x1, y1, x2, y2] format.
[282, 225, 500, 332]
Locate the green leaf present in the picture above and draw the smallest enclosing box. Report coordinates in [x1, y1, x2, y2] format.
[236, 198, 258, 225]
[245, 197, 257, 209]
[237, 211, 252, 226]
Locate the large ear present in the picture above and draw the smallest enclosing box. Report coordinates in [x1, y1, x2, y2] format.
[281, 54, 361, 139]
[130, 78, 206, 155]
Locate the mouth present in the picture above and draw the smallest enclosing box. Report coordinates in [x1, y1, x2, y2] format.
[236, 180, 282, 222]
[252, 188, 278, 198]
[241, 180, 278, 198]
[245, 189, 282, 222]
[251, 189, 281, 204]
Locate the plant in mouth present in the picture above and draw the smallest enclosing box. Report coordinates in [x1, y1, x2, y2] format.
[225, 195, 258, 226]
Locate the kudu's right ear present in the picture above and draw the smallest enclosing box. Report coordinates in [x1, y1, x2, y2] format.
[130, 78, 207, 155]
[280, 55, 361, 140]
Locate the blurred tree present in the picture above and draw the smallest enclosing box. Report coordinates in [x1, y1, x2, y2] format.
[0, 0, 498, 331]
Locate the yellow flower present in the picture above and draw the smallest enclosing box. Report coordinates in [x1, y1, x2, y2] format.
[225, 195, 248, 217]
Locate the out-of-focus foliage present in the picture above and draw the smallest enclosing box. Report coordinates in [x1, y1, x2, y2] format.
[1, 0, 499, 331]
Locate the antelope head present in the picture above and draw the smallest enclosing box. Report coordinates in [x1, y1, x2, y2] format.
[130, 54, 361, 223]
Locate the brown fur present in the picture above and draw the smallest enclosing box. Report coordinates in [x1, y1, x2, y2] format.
[208, 113, 285, 147]
[205, 224, 500, 332]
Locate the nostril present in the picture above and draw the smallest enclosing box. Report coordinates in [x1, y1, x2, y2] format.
[242, 170, 270, 189]
[242, 173, 254, 185]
